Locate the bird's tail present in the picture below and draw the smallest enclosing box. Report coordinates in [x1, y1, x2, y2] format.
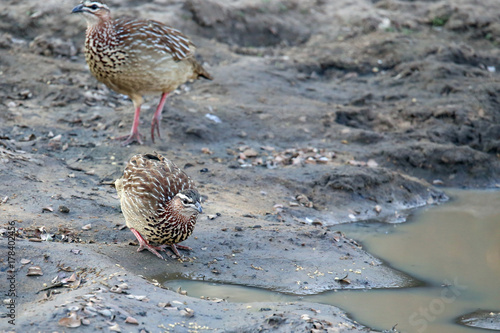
[190, 58, 213, 80]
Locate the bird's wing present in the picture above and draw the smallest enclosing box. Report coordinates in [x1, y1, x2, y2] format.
[115, 17, 194, 62]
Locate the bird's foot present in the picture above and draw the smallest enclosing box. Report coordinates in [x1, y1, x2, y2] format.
[115, 132, 144, 146]
[169, 244, 192, 257]
[153, 244, 192, 257]
[130, 228, 164, 259]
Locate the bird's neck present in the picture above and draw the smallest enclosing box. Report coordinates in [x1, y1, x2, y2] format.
[86, 19, 118, 47]
[86, 18, 114, 39]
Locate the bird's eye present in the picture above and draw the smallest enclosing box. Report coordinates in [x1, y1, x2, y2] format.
[183, 199, 189, 205]
[90, 4, 98, 10]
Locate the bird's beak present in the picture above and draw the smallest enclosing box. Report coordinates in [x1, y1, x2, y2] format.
[71, 4, 84, 14]
[195, 202, 203, 214]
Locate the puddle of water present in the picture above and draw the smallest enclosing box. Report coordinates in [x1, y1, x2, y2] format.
[163, 189, 500, 332]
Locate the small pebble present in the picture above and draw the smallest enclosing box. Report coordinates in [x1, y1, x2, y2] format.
[125, 316, 139, 325]
[98, 309, 112, 317]
[59, 205, 70, 213]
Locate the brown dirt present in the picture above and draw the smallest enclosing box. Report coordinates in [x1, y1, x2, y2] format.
[1, 0, 499, 331]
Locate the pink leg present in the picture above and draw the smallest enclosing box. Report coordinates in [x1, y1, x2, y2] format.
[151, 92, 169, 143]
[116, 105, 143, 146]
[129, 228, 191, 259]
[130, 228, 164, 259]
[154, 243, 192, 257]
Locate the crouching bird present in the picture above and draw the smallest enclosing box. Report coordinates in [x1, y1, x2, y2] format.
[115, 153, 202, 259]
[72, 1, 212, 145]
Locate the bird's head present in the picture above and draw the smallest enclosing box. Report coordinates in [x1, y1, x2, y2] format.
[72, 1, 111, 25]
[173, 189, 203, 218]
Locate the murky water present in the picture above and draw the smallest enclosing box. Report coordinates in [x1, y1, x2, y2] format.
[163, 189, 500, 332]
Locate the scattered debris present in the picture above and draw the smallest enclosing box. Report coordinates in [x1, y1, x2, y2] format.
[58, 312, 81, 328]
[42, 206, 54, 213]
[335, 274, 351, 284]
[125, 316, 139, 325]
[347, 159, 378, 167]
[433, 179, 445, 185]
[251, 264, 264, 271]
[180, 308, 195, 317]
[205, 113, 221, 123]
[295, 194, 313, 208]
[201, 147, 213, 155]
[207, 213, 221, 220]
[232, 146, 337, 168]
[27, 266, 43, 276]
[108, 323, 121, 332]
[59, 205, 70, 213]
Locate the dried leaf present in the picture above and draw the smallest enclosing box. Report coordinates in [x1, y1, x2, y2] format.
[312, 220, 323, 226]
[58, 264, 74, 272]
[201, 147, 213, 155]
[158, 302, 171, 308]
[335, 274, 351, 284]
[73, 277, 82, 289]
[296, 194, 313, 208]
[27, 266, 43, 276]
[66, 273, 77, 283]
[117, 283, 129, 290]
[58, 313, 81, 328]
[242, 148, 258, 157]
[180, 308, 194, 317]
[40, 233, 53, 241]
[110, 286, 123, 294]
[126, 295, 147, 301]
[109, 323, 121, 332]
[251, 264, 263, 271]
[209, 298, 224, 303]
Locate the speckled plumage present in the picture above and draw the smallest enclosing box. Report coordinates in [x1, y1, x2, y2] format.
[72, 1, 212, 145]
[115, 153, 202, 259]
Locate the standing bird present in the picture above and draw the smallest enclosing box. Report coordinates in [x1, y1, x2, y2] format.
[72, 1, 212, 145]
[115, 153, 202, 259]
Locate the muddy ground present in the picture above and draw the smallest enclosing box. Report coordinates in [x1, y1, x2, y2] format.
[1, 0, 500, 332]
